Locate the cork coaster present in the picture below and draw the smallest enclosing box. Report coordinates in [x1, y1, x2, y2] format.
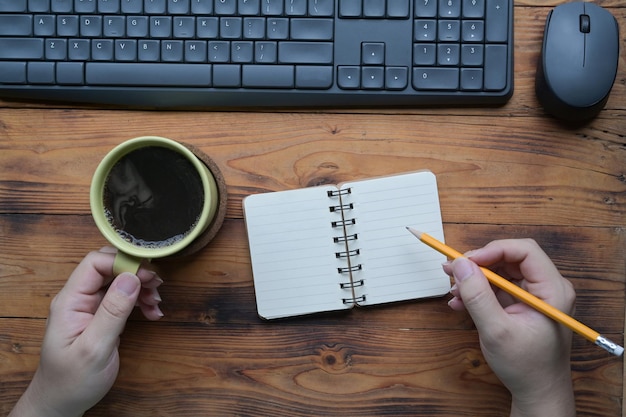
[174, 142, 228, 257]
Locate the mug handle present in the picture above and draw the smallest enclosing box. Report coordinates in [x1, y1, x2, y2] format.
[113, 251, 144, 276]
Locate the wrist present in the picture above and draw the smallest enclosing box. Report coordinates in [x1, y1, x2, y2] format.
[9, 372, 84, 417]
[509, 370, 576, 417]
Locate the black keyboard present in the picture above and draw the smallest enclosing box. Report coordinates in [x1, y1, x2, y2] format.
[0, 0, 513, 107]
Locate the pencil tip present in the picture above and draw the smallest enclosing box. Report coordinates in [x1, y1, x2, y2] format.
[406, 227, 422, 237]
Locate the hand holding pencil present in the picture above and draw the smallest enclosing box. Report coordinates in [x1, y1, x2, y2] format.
[408, 231, 585, 416]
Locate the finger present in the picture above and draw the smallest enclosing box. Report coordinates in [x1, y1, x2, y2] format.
[450, 257, 509, 335]
[58, 251, 118, 303]
[468, 239, 561, 285]
[138, 303, 164, 321]
[136, 268, 164, 288]
[81, 273, 141, 353]
[138, 287, 161, 306]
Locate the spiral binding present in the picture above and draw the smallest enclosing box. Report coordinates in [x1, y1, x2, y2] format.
[330, 186, 364, 298]
[337, 264, 362, 273]
[342, 295, 366, 304]
[329, 202, 354, 212]
[327, 188, 352, 197]
[331, 218, 356, 227]
[336, 249, 360, 258]
[340, 279, 364, 289]
[333, 233, 358, 243]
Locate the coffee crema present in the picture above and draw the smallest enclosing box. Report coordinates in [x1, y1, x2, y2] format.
[102, 146, 205, 248]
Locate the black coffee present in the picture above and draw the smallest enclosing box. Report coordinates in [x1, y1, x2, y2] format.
[103, 146, 205, 248]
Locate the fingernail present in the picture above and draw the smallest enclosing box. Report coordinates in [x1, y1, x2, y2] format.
[155, 305, 164, 317]
[452, 258, 475, 282]
[464, 249, 482, 259]
[116, 273, 139, 296]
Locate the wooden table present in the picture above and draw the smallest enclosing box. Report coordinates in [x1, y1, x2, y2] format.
[1, 2, 624, 416]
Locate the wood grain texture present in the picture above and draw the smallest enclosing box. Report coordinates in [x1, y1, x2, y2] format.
[1, 2, 625, 416]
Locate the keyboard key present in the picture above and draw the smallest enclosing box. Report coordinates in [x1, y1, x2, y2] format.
[438, 19, 460, 41]
[279, 42, 333, 64]
[413, 67, 459, 90]
[99, 0, 120, 13]
[116, 39, 138, 61]
[81, 16, 103, 37]
[363, 0, 385, 18]
[414, 20, 436, 41]
[92, 39, 114, 60]
[57, 15, 79, 37]
[232, 41, 254, 62]
[337, 65, 360, 89]
[45, 39, 67, 60]
[309, 0, 334, 16]
[28, 62, 55, 84]
[484, 44, 506, 90]
[0, 38, 43, 59]
[387, 0, 409, 18]
[463, 0, 484, 18]
[413, 43, 436, 65]
[486, 0, 508, 42]
[414, 0, 436, 17]
[254, 41, 277, 63]
[168, 0, 190, 14]
[461, 44, 483, 66]
[35, 15, 56, 37]
[0, 0, 26, 12]
[28, 0, 49, 12]
[438, 0, 460, 18]
[261, 0, 283, 15]
[144, 0, 167, 13]
[192, 0, 213, 13]
[242, 64, 294, 87]
[121, 0, 142, 13]
[339, 0, 361, 17]
[285, 0, 307, 15]
[296, 65, 332, 88]
[220, 17, 243, 39]
[184, 40, 208, 62]
[462, 20, 484, 42]
[239, 0, 260, 15]
[51, 0, 73, 13]
[213, 64, 241, 87]
[361, 42, 384, 65]
[86, 63, 212, 85]
[385, 66, 408, 89]
[0, 62, 26, 83]
[460, 67, 482, 90]
[361, 66, 384, 89]
[0, 15, 32, 36]
[438, 44, 459, 65]
[57, 62, 84, 84]
[267, 18, 289, 39]
[290, 18, 333, 40]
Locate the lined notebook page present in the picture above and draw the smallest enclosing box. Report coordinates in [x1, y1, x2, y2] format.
[243, 186, 353, 319]
[341, 171, 450, 306]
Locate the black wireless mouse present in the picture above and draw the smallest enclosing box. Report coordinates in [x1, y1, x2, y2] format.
[535, 2, 619, 123]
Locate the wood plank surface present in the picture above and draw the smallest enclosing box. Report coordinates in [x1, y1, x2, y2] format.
[1, 2, 625, 416]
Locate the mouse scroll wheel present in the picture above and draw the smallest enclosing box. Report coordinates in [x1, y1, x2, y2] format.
[579, 14, 591, 33]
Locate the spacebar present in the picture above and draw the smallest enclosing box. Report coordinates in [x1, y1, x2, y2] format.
[86, 63, 211, 86]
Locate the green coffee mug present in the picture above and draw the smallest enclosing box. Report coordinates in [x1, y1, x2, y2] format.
[90, 136, 219, 275]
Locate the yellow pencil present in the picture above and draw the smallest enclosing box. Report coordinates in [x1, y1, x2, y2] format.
[406, 227, 624, 357]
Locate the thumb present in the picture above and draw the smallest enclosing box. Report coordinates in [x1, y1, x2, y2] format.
[84, 273, 141, 352]
[451, 257, 508, 334]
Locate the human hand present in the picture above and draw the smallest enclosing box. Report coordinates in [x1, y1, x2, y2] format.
[10, 248, 163, 417]
[444, 239, 576, 417]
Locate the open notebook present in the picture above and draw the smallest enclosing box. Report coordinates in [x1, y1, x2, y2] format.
[243, 170, 450, 319]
